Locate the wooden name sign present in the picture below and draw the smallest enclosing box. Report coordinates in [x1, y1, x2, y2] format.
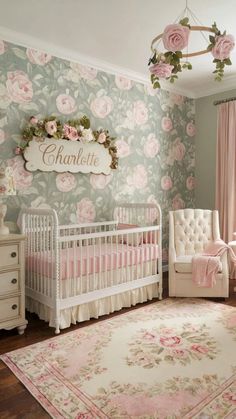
[23, 138, 112, 174]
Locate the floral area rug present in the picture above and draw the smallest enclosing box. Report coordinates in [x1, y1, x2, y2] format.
[1, 298, 236, 418]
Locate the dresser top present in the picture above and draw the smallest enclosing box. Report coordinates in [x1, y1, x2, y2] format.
[0, 233, 25, 243]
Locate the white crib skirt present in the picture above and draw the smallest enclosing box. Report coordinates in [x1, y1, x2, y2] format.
[26, 260, 159, 329]
[26, 283, 158, 329]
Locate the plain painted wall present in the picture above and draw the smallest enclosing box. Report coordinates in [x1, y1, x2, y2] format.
[195, 88, 236, 209]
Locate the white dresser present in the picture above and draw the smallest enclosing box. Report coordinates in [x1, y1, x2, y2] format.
[0, 234, 27, 334]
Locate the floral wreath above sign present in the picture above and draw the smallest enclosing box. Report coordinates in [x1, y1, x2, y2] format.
[17, 116, 118, 175]
[148, 16, 235, 89]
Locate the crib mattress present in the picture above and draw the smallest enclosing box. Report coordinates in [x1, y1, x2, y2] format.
[26, 243, 159, 280]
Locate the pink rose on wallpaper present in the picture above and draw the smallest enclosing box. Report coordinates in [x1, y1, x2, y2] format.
[172, 194, 185, 210]
[186, 176, 196, 190]
[190, 344, 209, 354]
[0, 40, 5, 55]
[70, 63, 98, 80]
[161, 175, 173, 191]
[143, 133, 160, 158]
[163, 23, 190, 51]
[149, 63, 174, 79]
[7, 156, 33, 190]
[160, 335, 181, 347]
[90, 95, 113, 118]
[76, 198, 96, 223]
[211, 34, 235, 60]
[133, 100, 148, 125]
[56, 173, 76, 192]
[161, 116, 173, 132]
[116, 139, 130, 158]
[30, 196, 51, 210]
[127, 165, 148, 189]
[115, 75, 133, 90]
[173, 138, 186, 161]
[6, 70, 33, 104]
[26, 48, 52, 65]
[56, 94, 77, 115]
[0, 129, 5, 144]
[186, 121, 196, 137]
[78, 64, 98, 81]
[170, 93, 185, 106]
[90, 174, 112, 190]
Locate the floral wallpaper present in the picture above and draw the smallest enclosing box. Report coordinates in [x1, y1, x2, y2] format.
[0, 40, 195, 259]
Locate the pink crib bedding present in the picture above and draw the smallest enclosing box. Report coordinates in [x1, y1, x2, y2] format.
[27, 243, 159, 280]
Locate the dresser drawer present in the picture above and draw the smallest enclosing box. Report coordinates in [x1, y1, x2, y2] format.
[0, 271, 19, 295]
[0, 244, 19, 268]
[0, 296, 20, 321]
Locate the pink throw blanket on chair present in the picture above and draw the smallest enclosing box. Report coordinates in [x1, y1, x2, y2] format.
[192, 239, 236, 288]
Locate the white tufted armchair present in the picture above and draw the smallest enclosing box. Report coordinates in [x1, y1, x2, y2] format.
[169, 209, 229, 298]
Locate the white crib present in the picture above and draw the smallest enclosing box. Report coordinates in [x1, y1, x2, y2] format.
[21, 203, 162, 333]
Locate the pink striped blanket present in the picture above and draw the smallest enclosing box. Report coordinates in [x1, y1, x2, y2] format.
[192, 239, 236, 287]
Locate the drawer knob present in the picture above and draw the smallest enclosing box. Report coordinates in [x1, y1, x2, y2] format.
[11, 252, 17, 258]
[11, 278, 17, 284]
[12, 304, 17, 310]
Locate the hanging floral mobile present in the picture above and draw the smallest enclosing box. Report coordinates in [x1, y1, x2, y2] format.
[148, 17, 235, 89]
[17, 115, 118, 169]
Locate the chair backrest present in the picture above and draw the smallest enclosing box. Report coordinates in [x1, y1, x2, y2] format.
[169, 209, 220, 256]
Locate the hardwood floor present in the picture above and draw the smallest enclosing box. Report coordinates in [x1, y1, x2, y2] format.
[0, 276, 236, 418]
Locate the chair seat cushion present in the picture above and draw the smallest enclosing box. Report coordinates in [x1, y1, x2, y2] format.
[174, 255, 222, 273]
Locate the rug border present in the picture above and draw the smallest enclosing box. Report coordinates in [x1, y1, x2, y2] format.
[0, 354, 65, 419]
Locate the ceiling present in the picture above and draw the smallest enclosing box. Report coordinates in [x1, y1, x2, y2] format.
[0, 0, 236, 98]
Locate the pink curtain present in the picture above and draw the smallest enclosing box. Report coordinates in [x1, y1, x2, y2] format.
[216, 101, 236, 243]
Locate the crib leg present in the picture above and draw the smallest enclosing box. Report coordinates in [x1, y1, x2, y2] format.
[55, 325, 60, 335]
[159, 288, 163, 300]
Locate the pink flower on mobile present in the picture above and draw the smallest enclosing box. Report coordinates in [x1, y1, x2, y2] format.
[162, 23, 190, 52]
[149, 63, 174, 79]
[211, 34, 235, 60]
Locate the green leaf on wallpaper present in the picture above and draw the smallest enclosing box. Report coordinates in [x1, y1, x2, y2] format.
[19, 103, 39, 112]
[18, 187, 39, 195]
[33, 74, 44, 82]
[0, 116, 7, 128]
[11, 134, 22, 143]
[73, 187, 87, 195]
[39, 99, 48, 107]
[37, 181, 47, 188]
[12, 48, 27, 60]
